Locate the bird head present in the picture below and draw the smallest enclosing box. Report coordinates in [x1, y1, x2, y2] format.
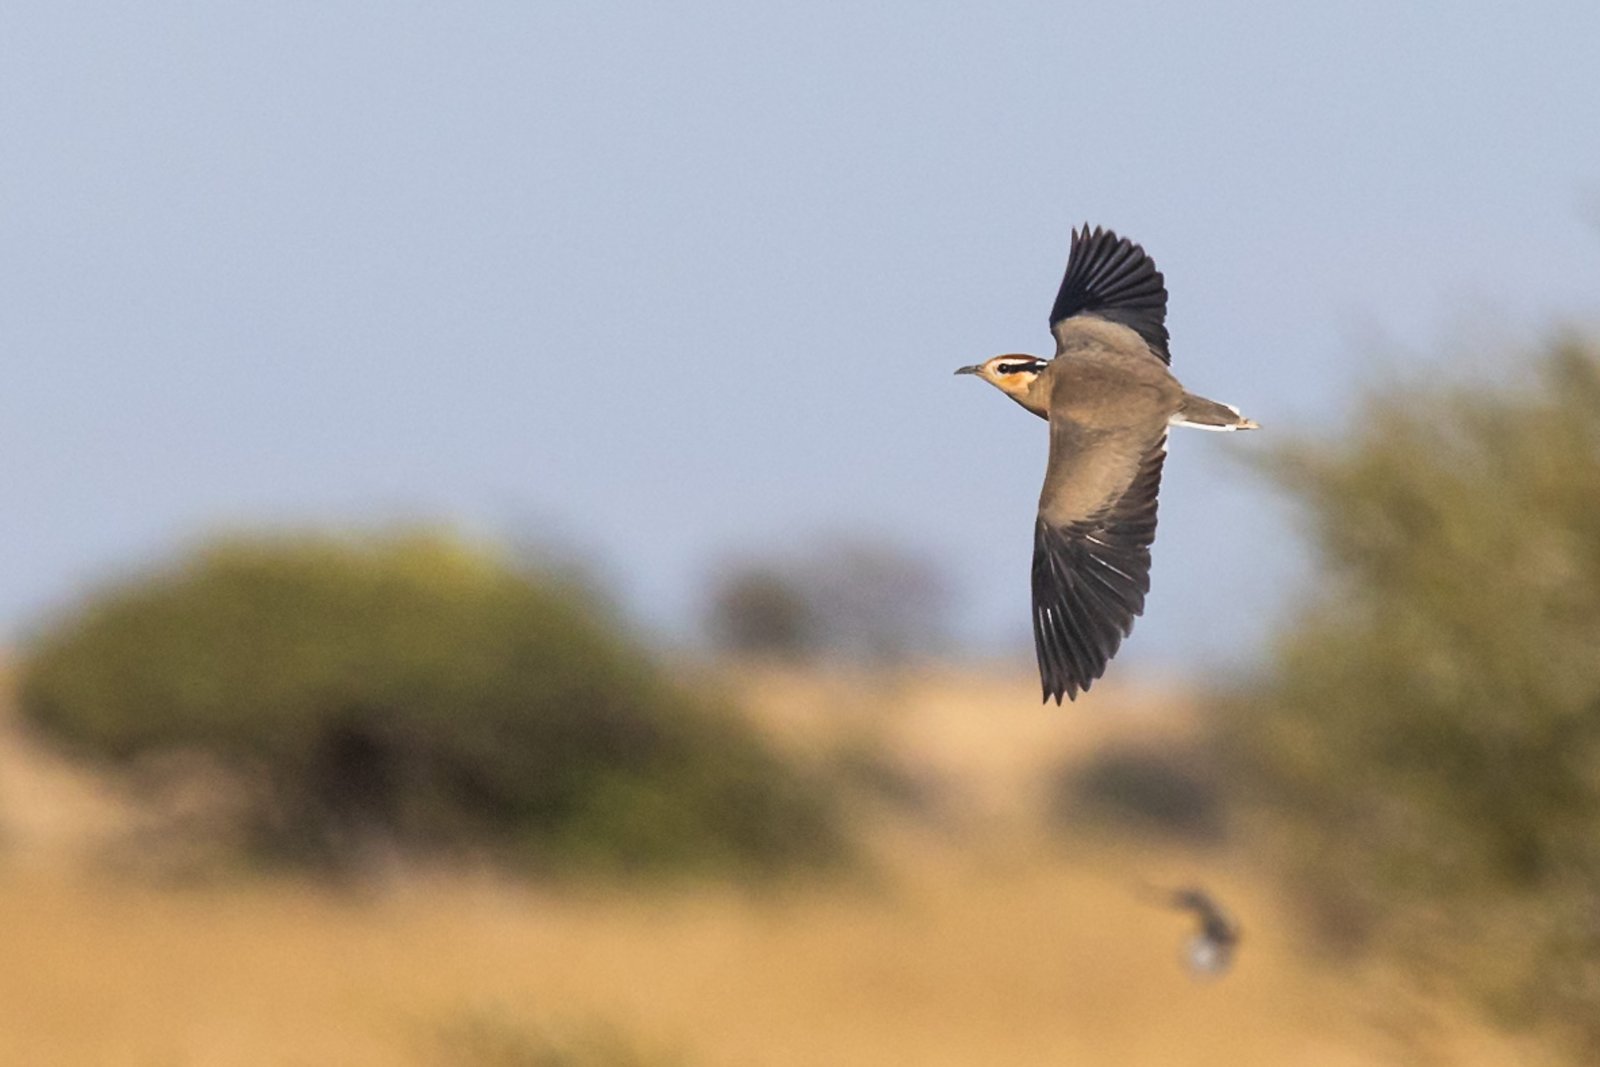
[954, 355, 1048, 403]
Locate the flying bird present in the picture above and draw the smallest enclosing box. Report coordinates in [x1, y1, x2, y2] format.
[1136, 884, 1243, 978]
[956, 226, 1257, 702]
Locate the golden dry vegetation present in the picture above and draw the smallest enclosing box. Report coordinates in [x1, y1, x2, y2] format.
[0, 663, 1531, 1066]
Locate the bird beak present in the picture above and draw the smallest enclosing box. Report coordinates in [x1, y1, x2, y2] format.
[954, 364, 982, 376]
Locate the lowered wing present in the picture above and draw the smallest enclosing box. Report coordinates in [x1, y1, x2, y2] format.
[1031, 412, 1168, 703]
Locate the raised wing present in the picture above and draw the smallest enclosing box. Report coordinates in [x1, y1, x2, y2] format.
[1031, 417, 1167, 702]
[1049, 225, 1170, 364]
[1171, 888, 1241, 941]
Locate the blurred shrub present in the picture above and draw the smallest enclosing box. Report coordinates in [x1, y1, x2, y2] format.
[704, 566, 816, 659]
[804, 538, 952, 663]
[1219, 339, 1600, 1056]
[1051, 744, 1227, 845]
[704, 536, 952, 664]
[18, 532, 846, 876]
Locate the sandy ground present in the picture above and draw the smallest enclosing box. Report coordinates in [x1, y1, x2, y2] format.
[0, 664, 1534, 1066]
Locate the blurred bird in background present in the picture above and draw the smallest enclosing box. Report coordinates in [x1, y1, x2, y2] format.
[957, 226, 1257, 702]
[1134, 883, 1243, 979]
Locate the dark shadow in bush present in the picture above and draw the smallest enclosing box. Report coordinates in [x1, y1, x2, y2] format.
[1049, 744, 1228, 846]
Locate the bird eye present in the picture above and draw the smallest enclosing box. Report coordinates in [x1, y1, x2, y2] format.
[997, 362, 1034, 375]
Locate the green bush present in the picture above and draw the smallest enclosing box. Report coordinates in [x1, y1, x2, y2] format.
[1219, 339, 1600, 1057]
[18, 531, 846, 876]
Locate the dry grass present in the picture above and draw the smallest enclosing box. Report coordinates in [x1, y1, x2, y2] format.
[0, 662, 1532, 1066]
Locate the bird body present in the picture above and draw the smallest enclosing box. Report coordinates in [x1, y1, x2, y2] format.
[957, 226, 1256, 702]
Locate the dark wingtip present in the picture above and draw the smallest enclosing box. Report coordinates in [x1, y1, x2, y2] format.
[1041, 676, 1084, 704]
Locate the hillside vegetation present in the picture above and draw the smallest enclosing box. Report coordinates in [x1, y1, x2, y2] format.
[17, 532, 844, 876]
[1221, 338, 1600, 1059]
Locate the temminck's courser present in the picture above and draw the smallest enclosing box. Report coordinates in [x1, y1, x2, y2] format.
[956, 226, 1257, 703]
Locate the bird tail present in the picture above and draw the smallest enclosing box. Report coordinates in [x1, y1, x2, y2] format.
[1172, 393, 1259, 431]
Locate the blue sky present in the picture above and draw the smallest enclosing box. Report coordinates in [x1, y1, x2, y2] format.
[4, 2, 1599, 669]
